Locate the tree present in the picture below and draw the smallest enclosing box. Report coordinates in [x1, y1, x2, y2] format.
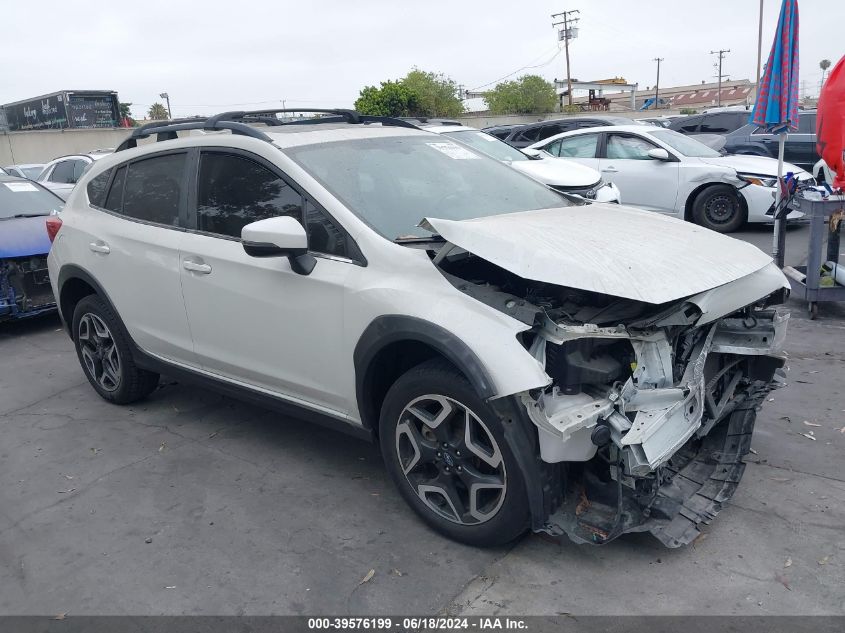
[148, 102, 169, 120]
[820, 59, 832, 85]
[485, 75, 557, 115]
[354, 69, 463, 117]
[119, 102, 136, 127]
[401, 69, 463, 117]
[354, 81, 418, 117]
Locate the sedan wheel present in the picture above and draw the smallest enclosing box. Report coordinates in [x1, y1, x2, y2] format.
[692, 184, 746, 233]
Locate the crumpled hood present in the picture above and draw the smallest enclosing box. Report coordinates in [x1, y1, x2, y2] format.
[511, 158, 601, 187]
[698, 154, 808, 178]
[0, 216, 53, 258]
[422, 204, 774, 304]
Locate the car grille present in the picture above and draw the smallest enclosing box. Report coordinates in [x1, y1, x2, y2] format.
[550, 183, 601, 199]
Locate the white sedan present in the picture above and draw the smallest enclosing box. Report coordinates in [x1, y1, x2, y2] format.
[419, 123, 621, 204]
[525, 125, 812, 232]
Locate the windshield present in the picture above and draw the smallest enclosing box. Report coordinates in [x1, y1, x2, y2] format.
[286, 135, 567, 240]
[21, 166, 44, 179]
[0, 181, 63, 219]
[441, 130, 528, 162]
[650, 129, 721, 157]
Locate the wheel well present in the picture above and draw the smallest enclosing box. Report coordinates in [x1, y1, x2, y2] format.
[684, 182, 745, 222]
[360, 340, 457, 435]
[59, 277, 96, 332]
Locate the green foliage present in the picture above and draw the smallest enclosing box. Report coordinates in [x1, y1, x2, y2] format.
[148, 102, 169, 120]
[680, 108, 698, 115]
[486, 75, 557, 115]
[402, 69, 463, 117]
[354, 81, 418, 117]
[354, 69, 463, 118]
[119, 102, 136, 126]
[819, 59, 831, 71]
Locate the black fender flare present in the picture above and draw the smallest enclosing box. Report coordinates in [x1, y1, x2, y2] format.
[56, 264, 118, 336]
[353, 315, 496, 430]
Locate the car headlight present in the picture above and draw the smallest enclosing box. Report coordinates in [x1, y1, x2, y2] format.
[737, 173, 778, 188]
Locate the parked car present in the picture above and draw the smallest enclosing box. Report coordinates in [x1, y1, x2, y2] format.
[49, 110, 788, 548]
[4, 164, 46, 180]
[36, 151, 113, 200]
[526, 125, 813, 232]
[484, 115, 638, 148]
[414, 122, 621, 203]
[0, 175, 63, 321]
[723, 110, 820, 172]
[669, 110, 752, 137]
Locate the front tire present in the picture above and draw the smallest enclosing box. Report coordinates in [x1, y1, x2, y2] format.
[692, 184, 746, 233]
[379, 359, 529, 547]
[72, 295, 159, 404]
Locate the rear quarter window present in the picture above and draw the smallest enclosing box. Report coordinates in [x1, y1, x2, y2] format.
[87, 168, 112, 207]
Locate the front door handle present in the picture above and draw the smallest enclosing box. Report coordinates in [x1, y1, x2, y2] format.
[602, 167, 618, 173]
[183, 260, 212, 274]
[89, 241, 110, 254]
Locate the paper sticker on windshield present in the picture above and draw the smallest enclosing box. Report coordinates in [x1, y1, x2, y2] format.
[426, 142, 480, 160]
[4, 182, 39, 192]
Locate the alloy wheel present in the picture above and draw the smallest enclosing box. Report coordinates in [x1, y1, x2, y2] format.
[78, 313, 122, 392]
[395, 395, 507, 525]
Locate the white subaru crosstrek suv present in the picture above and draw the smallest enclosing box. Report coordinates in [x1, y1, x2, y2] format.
[48, 109, 789, 548]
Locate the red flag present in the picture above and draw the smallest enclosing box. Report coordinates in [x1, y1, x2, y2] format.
[817, 56, 845, 189]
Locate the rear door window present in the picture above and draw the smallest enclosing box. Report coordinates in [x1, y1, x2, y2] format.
[49, 160, 76, 184]
[121, 153, 187, 226]
[700, 114, 737, 133]
[514, 127, 541, 143]
[555, 133, 600, 158]
[674, 116, 702, 133]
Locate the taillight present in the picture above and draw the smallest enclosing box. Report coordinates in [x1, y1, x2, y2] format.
[46, 216, 62, 242]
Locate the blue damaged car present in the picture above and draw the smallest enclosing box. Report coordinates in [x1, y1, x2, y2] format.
[0, 175, 64, 321]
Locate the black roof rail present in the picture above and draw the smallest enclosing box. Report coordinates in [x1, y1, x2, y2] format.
[115, 108, 420, 152]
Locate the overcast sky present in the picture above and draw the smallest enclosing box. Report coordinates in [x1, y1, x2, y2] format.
[3, 0, 841, 118]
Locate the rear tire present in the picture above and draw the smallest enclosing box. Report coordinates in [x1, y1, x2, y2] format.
[692, 184, 746, 233]
[72, 295, 159, 404]
[379, 359, 529, 547]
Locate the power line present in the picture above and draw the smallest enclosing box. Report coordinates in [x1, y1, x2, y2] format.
[468, 47, 562, 91]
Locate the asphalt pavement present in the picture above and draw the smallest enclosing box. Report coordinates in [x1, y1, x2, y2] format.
[1, 224, 843, 616]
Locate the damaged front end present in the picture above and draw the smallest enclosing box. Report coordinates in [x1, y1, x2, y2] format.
[435, 245, 788, 547]
[0, 255, 56, 321]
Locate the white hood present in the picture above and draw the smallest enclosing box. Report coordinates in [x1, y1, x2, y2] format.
[423, 204, 774, 304]
[698, 154, 809, 178]
[510, 157, 601, 187]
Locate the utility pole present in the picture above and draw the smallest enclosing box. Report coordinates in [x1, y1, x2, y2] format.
[709, 49, 730, 106]
[653, 58, 664, 110]
[551, 10, 580, 107]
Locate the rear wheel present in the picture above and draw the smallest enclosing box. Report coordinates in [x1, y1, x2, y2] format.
[72, 295, 159, 404]
[379, 359, 529, 547]
[692, 184, 746, 233]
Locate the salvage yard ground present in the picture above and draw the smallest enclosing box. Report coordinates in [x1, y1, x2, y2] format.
[1, 224, 843, 616]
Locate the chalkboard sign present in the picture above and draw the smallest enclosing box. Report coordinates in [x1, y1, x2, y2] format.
[66, 94, 119, 129]
[4, 94, 68, 130]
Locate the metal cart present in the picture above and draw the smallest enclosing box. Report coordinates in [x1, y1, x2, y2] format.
[782, 195, 845, 319]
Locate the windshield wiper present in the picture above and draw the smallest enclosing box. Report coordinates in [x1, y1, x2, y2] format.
[1, 213, 51, 220]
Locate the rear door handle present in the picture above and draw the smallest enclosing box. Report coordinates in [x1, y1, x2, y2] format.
[183, 260, 212, 274]
[89, 241, 110, 254]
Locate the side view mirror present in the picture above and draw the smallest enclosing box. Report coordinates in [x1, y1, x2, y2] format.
[522, 148, 544, 158]
[647, 148, 671, 161]
[241, 216, 316, 275]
